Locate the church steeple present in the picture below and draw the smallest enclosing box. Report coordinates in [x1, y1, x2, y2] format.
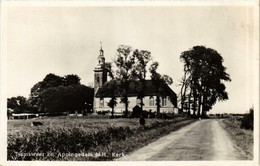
[99, 42, 104, 56]
[94, 43, 107, 95]
[97, 42, 105, 67]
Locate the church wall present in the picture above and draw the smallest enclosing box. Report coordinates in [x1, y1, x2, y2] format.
[94, 96, 178, 115]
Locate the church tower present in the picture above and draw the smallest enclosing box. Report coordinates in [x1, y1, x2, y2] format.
[94, 43, 107, 95]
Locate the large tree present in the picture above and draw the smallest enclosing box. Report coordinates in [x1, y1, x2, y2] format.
[28, 73, 64, 112]
[40, 85, 93, 115]
[27, 73, 91, 113]
[98, 80, 119, 117]
[180, 46, 231, 117]
[114, 45, 136, 117]
[149, 62, 173, 114]
[132, 49, 152, 111]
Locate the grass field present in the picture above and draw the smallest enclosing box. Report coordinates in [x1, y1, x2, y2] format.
[220, 117, 253, 159]
[8, 115, 196, 161]
[8, 115, 173, 136]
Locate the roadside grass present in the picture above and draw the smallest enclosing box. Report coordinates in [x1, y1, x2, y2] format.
[8, 116, 196, 161]
[220, 117, 253, 159]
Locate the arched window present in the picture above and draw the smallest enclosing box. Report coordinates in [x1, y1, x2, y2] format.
[162, 97, 167, 107]
[149, 96, 154, 106]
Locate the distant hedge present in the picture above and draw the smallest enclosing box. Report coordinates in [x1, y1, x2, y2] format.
[240, 108, 253, 130]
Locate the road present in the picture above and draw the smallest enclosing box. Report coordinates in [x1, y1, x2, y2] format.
[117, 119, 246, 161]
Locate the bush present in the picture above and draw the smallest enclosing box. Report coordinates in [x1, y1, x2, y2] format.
[97, 110, 109, 115]
[131, 105, 142, 118]
[240, 108, 253, 130]
[155, 113, 174, 119]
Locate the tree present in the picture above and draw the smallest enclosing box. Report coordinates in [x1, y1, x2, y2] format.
[149, 62, 173, 114]
[41, 73, 63, 89]
[132, 49, 152, 111]
[180, 46, 231, 117]
[7, 96, 29, 113]
[28, 73, 84, 112]
[64, 74, 81, 86]
[98, 80, 119, 117]
[114, 45, 136, 117]
[241, 108, 254, 130]
[40, 85, 93, 115]
[28, 82, 43, 112]
[179, 65, 191, 114]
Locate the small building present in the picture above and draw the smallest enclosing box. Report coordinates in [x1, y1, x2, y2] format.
[93, 46, 178, 115]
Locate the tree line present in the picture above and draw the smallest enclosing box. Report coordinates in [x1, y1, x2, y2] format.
[8, 74, 93, 117]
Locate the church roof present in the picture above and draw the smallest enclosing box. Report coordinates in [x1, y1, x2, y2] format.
[95, 80, 177, 99]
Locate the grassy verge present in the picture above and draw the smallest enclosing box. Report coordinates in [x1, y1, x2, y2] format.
[220, 118, 253, 159]
[8, 117, 196, 161]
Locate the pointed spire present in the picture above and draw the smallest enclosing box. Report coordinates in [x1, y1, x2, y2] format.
[100, 42, 103, 51]
[99, 42, 104, 56]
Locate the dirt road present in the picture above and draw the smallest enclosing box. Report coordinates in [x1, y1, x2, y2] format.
[117, 119, 246, 161]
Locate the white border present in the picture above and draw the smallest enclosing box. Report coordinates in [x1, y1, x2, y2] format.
[1, 1, 259, 166]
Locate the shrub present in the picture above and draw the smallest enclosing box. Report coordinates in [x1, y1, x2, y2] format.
[155, 113, 175, 119]
[131, 105, 142, 118]
[240, 108, 254, 130]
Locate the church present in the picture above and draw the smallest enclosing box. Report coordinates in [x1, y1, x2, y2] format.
[93, 46, 178, 115]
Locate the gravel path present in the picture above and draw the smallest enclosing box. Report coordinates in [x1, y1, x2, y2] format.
[117, 119, 246, 161]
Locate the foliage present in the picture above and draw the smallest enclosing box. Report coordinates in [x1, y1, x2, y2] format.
[63, 74, 81, 86]
[40, 85, 93, 114]
[240, 108, 254, 130]
[132, 49, 152, 111]
[149, 61, 173, 114]
[114, 45, 136, 116]
[26, 73, 92, 114]
[41, 73, 64, 89]
[131, 105, 142, 118]
[179, 46, 231, 117]
[99, 80, 119, 117]
[110, 45, 175, 116]
[7, 96, 29, 113]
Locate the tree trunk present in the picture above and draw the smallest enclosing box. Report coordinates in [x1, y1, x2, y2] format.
[140, 97, 144, 111]
[180, 70, 188, 112]
[202, 87, 207, 117]
[124, 81, 129, 117]
[193, 88, 199, 118]
[156, 93, 160, 114]
[188, 88, 192, 115]
[198, 93, 202, 118]
[125, 95, 128, 117]
[140, 79, 145, 112]
[180, 81, 185, 111]
[112, 106, 114, 117]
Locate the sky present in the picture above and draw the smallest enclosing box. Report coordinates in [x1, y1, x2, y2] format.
[4, 5, 257, 114]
